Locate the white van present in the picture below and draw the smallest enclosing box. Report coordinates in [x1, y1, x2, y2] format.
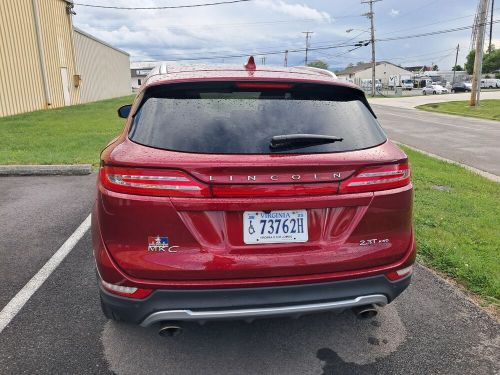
[480, 79, 500, 88]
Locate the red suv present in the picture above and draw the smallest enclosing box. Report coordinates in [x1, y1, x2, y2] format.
[92, 58, 415, 329]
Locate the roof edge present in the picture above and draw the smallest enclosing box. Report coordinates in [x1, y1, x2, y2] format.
[73, 27, 130, 56]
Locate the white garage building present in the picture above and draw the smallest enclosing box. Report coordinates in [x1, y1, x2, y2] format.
[336, 61, 413, 87]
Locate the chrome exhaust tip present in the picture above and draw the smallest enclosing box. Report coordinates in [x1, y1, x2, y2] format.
[352, 304, 378, 320]
[158, 325, 183, 337]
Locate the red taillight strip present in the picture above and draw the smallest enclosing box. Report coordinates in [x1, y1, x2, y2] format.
[235, 82, 293, 89]
[100, 166, 210, 197]
[340, 163, 411, 193]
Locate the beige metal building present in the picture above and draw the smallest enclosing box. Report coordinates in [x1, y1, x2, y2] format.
[0, 0, 130, 117]
[74, 28, 131, 103]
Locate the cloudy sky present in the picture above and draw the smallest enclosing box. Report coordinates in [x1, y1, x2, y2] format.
[72, 0, 499, 70]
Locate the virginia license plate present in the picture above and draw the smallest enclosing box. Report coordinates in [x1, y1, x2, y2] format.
[243, 210, 308, 244]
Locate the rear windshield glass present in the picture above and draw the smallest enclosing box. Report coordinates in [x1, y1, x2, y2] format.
[128, 82, 386, 154]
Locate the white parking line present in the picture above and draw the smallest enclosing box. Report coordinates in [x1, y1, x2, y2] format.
[0, 214, 91, 334]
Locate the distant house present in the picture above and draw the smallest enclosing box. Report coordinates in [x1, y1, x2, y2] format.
[130, 62, 157, 90]
[336, 61, 413, 87]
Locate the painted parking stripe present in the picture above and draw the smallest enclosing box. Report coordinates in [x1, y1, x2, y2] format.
[0, 214, 91, 334]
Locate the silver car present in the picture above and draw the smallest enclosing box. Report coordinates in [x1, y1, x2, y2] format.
[422, 84, 448, 95]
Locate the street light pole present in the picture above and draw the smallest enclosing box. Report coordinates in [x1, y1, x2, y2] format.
[362, 0, 381, 97]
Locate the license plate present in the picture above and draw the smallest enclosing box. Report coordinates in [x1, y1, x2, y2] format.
[243, 210, 308, 244]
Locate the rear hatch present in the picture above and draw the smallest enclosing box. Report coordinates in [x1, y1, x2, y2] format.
[97, 81, 413, 282]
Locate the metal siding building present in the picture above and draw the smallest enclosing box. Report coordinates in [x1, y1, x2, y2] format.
[74, 28, 131, 103]
[0, 0, 130, 117]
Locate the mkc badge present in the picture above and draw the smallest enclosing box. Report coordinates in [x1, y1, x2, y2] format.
[148, 236, 179, 253]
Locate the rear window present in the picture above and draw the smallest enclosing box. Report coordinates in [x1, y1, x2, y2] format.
[128, 82, 386, 154]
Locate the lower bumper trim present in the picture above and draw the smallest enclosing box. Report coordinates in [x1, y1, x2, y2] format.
[140, 294, 387, 326]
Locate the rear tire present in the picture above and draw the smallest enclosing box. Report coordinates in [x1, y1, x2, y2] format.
[423, 91, 427, 95]
[433, 91, 436, 94]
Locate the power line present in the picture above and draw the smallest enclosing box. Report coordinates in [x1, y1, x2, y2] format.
[377, 19, 499, 42]
[74, 0, 252, 10]
[132, 41, 366, 62]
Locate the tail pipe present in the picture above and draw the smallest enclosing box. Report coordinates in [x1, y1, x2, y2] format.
[352, 304, 378, 319]
[158, 324, 183, 337]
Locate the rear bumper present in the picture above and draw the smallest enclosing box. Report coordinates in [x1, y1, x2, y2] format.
[99, 273, 411, 326]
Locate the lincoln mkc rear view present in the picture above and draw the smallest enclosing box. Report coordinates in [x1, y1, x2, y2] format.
[92, 57, 415, 328]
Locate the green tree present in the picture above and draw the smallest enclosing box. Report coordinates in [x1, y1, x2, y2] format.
[307, 60, 329, 70]
[465, 50, 475, 74]
[452, 64, 463, 71]
[432, 64, 439, 71]
[465, 47, 500, 74]
[483, 48, 500, 73]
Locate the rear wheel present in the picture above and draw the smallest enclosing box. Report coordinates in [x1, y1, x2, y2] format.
[423, 91, 427, 95]
[433, 91, 436, 94]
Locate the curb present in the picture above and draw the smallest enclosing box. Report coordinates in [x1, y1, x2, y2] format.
[395, 142, 500, 183]
[0, 164, 93, 176]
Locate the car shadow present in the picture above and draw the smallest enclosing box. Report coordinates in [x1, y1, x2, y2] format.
[101, 303, 406, 375]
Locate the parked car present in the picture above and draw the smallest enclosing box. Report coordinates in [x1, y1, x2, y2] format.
[92, 57, 415, 331]
[451, 82, 472, 93]
[422, 84, 448, 95]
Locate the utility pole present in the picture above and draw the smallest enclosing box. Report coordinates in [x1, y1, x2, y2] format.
[489, 0, 495, 52]
[302, 31, 313, 66]
[362, 0, 381, 97]
[284, 50, 288, 67]
[470, 0, 490, 107]
[452, 44, 460, 84]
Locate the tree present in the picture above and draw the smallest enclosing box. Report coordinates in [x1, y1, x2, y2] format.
[465, 50, 475, 74]
[432, 64, 439, 71]
[483, 48, 500, 73]
[452, 64, 463, 71]
[307, 60, 328, 70]
[465, 47, 500, 74]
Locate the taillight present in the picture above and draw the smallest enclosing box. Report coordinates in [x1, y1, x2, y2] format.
[101, 279, 153, 299]
[385, 265, 413, 281]
[235, 82, 293, 89]
[100, 166, 210, 197]
[339, 163, 410, 193]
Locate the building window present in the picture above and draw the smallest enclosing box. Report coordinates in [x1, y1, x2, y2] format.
[138, 79, 142, 85]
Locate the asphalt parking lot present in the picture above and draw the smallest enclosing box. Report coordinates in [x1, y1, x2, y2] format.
[0, 174, 498, 375]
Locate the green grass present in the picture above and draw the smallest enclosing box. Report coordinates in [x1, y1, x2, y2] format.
[403, 146, 500, 306]
[417, 99, 500, 121]
[0, 95, 134, 166]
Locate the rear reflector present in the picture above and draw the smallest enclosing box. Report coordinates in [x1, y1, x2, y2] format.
[385, 265, 413, 281]
[100, 166, 210, 197]
[339, 163, 410, 193]
[235, 82, 293, 89]
[101, 279, 153, 299]
[212, 183, 337, 198]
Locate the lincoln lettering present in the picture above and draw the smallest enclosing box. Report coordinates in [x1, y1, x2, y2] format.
[208, 172, 342, 182]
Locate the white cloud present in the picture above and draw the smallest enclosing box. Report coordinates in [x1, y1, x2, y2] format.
[254, 0, 331, 22]
[389, 9, 399, 17]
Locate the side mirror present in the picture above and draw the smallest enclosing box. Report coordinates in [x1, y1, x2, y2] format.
[117, 104, 132, 118]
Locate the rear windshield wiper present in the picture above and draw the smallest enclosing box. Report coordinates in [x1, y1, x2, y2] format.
[269, 134, 343, 151]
